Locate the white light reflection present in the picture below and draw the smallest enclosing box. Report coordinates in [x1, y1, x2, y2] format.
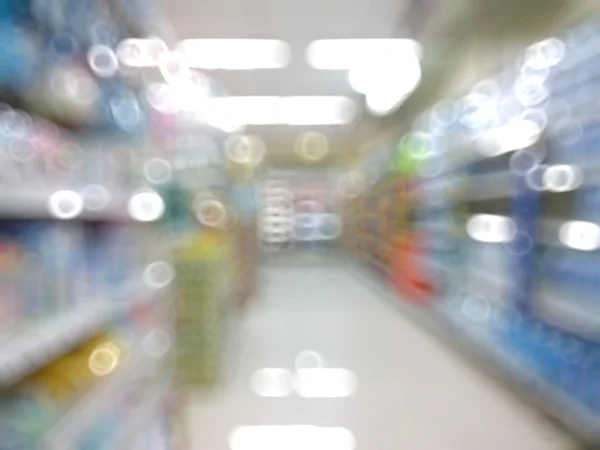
[523, 38, 565, 70]
[159, 51, 191, 85]
[294, 368, 358, 398]
[193, 196, 228, 228]
[431, 99, 458, 127]
[466, 214, 516, 243]
[146, 83, 179, 114]
[87, 45, 119, 78]
[295, 132, 329, 161]
[143, 261, 175, 288]
[88, 343, 120, 377]
[281, 96, 356, 125]
[142, 329, 172, 358]
[525, 164, 548, 191]
[543, 165, 582, 192]
[48, 190, 84, 219]
[250, 368, 294, 397]
[176, 39, 291, 70]
[460, 93, 498, 131]
[143, 158, 172, 184]
[116, 38, 169, 67]
[197, 96, 356, 127]
[359, 53, 422, 116]
[514, 74, 549, 107]
[306, 39, 423, 70]
[229, 425, 356, 450]
[128, 190, 165, 222]
[492, 117, 543, 153]
[226, 135, 266, 165]
[509, 149, 543, 176]
[559, 221, 600, 251]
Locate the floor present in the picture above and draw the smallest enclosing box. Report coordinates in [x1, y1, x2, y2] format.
[184, 257, 580, 450]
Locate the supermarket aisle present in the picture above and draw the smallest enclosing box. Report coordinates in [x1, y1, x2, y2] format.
[185, 260, 579, 450]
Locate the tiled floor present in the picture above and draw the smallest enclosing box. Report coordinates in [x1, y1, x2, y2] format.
[184, 261, 579, 450]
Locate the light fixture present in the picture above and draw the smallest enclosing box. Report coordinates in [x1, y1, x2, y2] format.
[198, 96, 356, 126]
[346, 45, 422, 116]
[229, 425, 356, 450]
[466, 214, 516, 243]
[176, 39, 291, 70]
[146, 79, 211, 115]
[294, 368, 358, 398]
[559, 221, 600, 251]
[306, 38, 423, 70]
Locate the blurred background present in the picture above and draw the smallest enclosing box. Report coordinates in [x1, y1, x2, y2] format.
[1, 0, 600, 449]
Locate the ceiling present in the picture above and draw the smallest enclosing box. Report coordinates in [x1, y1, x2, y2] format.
[154, 0, 599, 167]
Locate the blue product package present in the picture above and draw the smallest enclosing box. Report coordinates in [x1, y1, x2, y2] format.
[0, 221, 49, 318]
[83, 224, 105, 299]
[47, 32, 79, 60]
[94, 224, 136, 292]
[39, 222, 88, 310]
[64, 0, 103, 44]
[0, 24, 41, 91]
[2, 0, 35, 23]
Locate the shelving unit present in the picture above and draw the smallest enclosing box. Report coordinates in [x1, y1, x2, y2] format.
[342, 17, 600, 447]
[0, 1, 209, 448]
[0, 187, 147, 221]
[0, 281, 164, 386]
[42, 352, 158, 450]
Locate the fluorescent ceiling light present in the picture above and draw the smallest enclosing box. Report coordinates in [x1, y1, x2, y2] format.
[176, 39, 291, 70]
[354, 50, 422, 116]
[306, 38, 423, 70]
[229, 425, 356, 450]
[197, 96, 356, 128]
[146, 82, 210, 114]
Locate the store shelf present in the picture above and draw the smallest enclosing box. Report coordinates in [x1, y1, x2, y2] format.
[0, 282, 164, 386]
[114, 379, 171, 450]
[0, 187, 146, 222]
[536, 291, 600, 342]
[438, 303, 600, 443]
[42, 352, 159, 450]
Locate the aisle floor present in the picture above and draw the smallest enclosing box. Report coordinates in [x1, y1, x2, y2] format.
[185, 259, 580, 450]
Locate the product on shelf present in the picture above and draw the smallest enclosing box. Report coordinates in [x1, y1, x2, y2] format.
[0, 332, 125, 447]
[342, 16, 600, 438]
[174, 229, 234, 386]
